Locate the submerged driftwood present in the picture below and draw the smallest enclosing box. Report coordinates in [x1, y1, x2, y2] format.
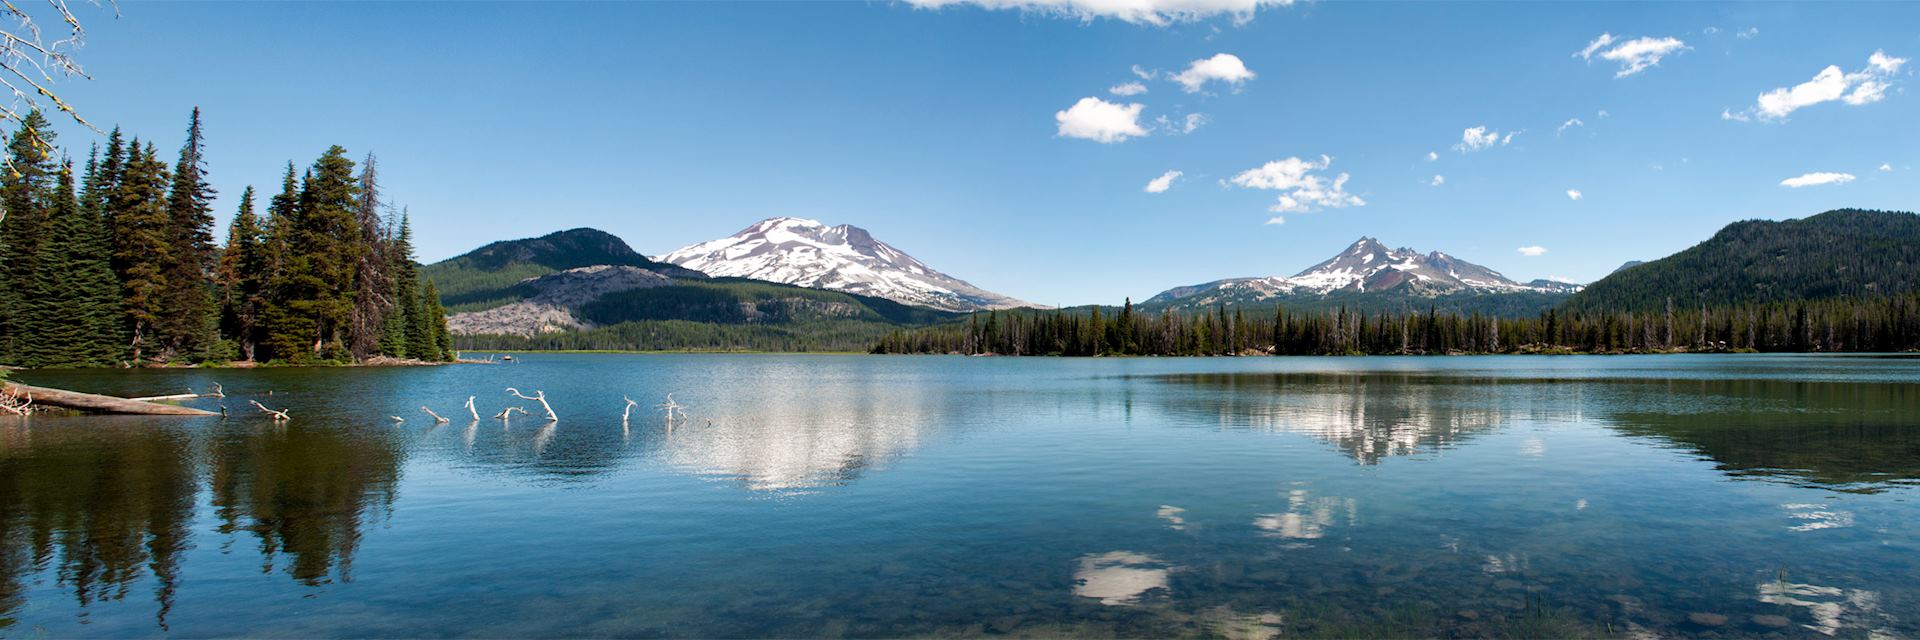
[1, 381, 219, 416]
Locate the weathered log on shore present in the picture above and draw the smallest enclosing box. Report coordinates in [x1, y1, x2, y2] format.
[1, 382, 219, 416]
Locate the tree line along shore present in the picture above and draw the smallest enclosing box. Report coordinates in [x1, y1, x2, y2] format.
[870, 296, 1920, 356]
[0, 109, 454, 369]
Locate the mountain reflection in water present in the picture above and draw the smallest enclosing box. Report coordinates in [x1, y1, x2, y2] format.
[1152, 371, 1920, 491]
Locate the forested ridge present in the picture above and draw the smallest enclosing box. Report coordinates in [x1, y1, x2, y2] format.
[0, 110, 453, 368]
[422, 227, 697, 312]
[871, 295, 1920, 356]
[1567, 209, 1920, 312]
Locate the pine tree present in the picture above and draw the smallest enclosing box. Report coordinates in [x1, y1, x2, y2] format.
[19, 162, 120, 366]
[158, 108, 218, 359]
[111, 141, 177, 363]
[419, 279, 452, 361]
[0, 110, 59, 363]
[76, 147, 127, 359]
[382, 210, 421, 359]
[266, 147, 361, 362]
[258, 163, 302, 361]
[217, 187, 268, 361]
[348, 152, 391, 360]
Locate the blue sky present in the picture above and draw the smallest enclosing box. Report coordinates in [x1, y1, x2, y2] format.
[41, 1, 1920, 306]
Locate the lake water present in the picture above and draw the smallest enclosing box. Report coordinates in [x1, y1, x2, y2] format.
[4, 354, 1919, 638]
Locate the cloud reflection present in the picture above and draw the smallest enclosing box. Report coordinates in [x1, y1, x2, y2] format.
[1072, 551, 1173, 606]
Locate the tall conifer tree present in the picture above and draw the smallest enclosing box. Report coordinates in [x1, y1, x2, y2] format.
[0, 110, 59, 362]
[111, 141, 176, 362]
[218, 187, 268, 361]
[159, 108, 218, 358]
[348, 152, 390, 360]
[269, 146, 361, 362]
[381, 210, 420, 359]
[19, 162, 120, 366]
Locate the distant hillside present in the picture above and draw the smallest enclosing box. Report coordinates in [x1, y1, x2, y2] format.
[454, 277, 958, 352]
[422, 228, 704, 311]
[1566, 209, 1920, 313]
[425, 228, 958, 352]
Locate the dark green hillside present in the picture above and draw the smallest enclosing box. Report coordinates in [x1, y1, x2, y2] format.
[452, 277, 960, 352]
[1567, 209, 1920, 313]
[422, 228, 700, 309]
[579, 278, 955, 326]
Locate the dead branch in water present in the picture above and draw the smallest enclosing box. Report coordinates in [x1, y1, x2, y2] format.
[506, 388, 556, 421]
[248, 399, 290, 421]
[657, 394, 687, 421]
[465, 396, 479, 421]
[131, 383, 225, 402]
[622, 396, 638, 426]
[493, 406, 528, 421]
[422, 406, 450, 424]
[1, 389, 31, 415]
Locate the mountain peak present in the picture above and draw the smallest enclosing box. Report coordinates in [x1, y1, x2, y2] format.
[660, 218, 1035, 312]
[442, 227, 691, 274]
[1150, 235, 1576, 308]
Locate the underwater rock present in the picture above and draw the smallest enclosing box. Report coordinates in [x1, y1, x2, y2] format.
[1688, 612, 1729, 627]
[1751, 614, 1791, 628]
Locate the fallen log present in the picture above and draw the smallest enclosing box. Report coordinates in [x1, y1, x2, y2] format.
[2, 382, 219, 416]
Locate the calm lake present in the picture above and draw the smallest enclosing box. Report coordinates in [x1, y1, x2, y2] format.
[4, 354, 1919, 637]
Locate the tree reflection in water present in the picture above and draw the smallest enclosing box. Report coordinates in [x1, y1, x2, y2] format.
[0, 418, 403, 627]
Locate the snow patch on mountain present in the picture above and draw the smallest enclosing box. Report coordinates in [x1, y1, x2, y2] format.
[658, 217, 1035, 312]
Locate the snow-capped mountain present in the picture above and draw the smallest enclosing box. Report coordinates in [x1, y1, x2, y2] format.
[1147, 237, 1580, 307]
[658, 217, 1035, 312]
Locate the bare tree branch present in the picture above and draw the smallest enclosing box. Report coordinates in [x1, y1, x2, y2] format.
[505, 387, 556, 421]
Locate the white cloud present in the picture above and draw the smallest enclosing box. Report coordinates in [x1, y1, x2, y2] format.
[1228, 155, 1366, 214]
[1265, 216, 1286, 225]
[1453, 126, 1515, 153]
[1703, 26, 1720, 36]
[1109, 81, 1148, 96]
[1566, 189, 1583, 201]
[900, 0, 1298, 26]
[1556, 118, 1585, 136]
[1729, 50, 1908, 121]
[1131, 64, 1156, 80]
[1517, 246, 1548, 257]
[1154, 113, 1207, 134]
[1144, 170, 1183, 193]
[1576, 33, 1616, 60]
[1055, 97, 1148, 143]
[1170, 53, 1256, 93]
[1576, 33, 1689, 77]
[1779, 172, 1856, 188]
[1737, 27, 1759, 39]
[1430, 175, 1445, 187]
[1869, 49, 1906, 74]
[1426, 151, 1438, 162]
[1597, 109, 1610, 118]
[1881, 163, 1894, 172]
